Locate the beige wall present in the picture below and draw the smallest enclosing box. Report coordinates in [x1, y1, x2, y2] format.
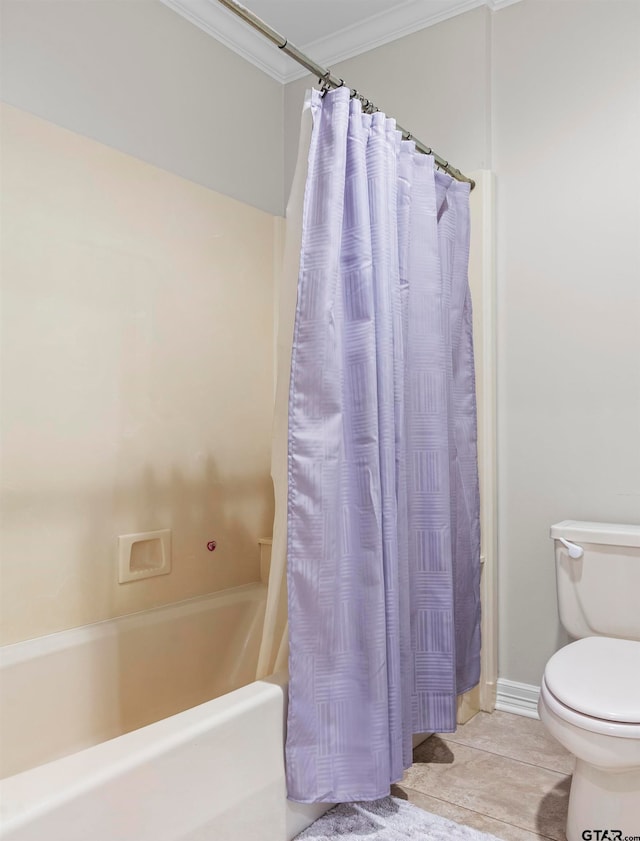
[0, 0, 284, 215]
[283, 0, 640, 688]
[0, 104, 275, 644]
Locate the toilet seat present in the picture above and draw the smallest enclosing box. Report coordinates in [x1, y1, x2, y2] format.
[540, 676, 640, 739]
[542, 636, 640, 737]
[544, 637, 640, 723]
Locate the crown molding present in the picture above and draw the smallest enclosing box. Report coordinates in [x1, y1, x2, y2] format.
[161, 0, 523, 85]
[286, 0, 486, 84]
[160, 0, 292, 82]
[487, 0, 523, 8]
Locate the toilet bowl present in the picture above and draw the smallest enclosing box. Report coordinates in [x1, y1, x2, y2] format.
[540, 522, 640, 841]
[538, 638, 640, 840]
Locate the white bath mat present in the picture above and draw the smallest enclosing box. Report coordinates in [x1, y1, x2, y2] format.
[293, 796, 503, 840]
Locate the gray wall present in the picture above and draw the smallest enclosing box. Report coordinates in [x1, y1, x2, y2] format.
[284, 0, 640, 687]
[493, 0, 640, 685]
[284, 6, 491, 203]
[0, 0, 284, 215]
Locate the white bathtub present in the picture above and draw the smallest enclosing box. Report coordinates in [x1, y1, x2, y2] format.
[0, 583, 328, 840]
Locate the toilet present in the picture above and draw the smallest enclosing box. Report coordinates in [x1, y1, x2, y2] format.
[538, 520, 640, 841]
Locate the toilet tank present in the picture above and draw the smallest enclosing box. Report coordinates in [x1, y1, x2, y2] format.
[551, 520, 640, 641]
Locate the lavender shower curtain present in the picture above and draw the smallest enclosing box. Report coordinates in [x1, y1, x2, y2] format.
[285, 87, 480, 804]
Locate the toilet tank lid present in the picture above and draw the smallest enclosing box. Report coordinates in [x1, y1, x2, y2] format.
[550, 520, 640, 548]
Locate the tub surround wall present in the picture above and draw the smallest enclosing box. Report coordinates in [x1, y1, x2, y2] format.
[0, 104, 276, 645]
[0, 584, 266, 780]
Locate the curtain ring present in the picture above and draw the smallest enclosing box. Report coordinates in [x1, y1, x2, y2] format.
[318, 70, 332, 97]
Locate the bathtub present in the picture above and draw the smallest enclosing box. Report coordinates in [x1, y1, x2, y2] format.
[0, 583, 328, 840]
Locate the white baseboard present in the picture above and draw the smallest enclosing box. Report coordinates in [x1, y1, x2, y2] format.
[495, 679, 540, 719]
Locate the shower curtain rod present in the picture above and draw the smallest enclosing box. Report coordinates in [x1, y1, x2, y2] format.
[216, 0, 475, 190]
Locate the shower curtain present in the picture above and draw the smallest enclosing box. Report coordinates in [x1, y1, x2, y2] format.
[262, 86, 480, 804]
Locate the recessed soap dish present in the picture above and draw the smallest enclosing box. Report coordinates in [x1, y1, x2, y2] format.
[118, 530, 171, 583]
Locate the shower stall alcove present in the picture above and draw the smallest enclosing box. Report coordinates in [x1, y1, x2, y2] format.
[0, 167, 496, 841]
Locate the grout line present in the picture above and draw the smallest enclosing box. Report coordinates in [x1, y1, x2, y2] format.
[435, 734, 573, 777]
[400, 783, 564, 841]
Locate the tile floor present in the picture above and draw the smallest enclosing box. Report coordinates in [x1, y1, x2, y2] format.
[392, 710, 573, 841]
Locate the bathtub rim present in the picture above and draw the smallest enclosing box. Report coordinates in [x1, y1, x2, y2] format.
[0, 670, 289, 834]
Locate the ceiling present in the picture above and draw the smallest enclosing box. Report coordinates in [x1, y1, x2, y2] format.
[161, 0, 522, 83]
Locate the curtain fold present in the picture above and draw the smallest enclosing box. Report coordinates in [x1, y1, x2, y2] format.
[284, 87, 480, 804]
